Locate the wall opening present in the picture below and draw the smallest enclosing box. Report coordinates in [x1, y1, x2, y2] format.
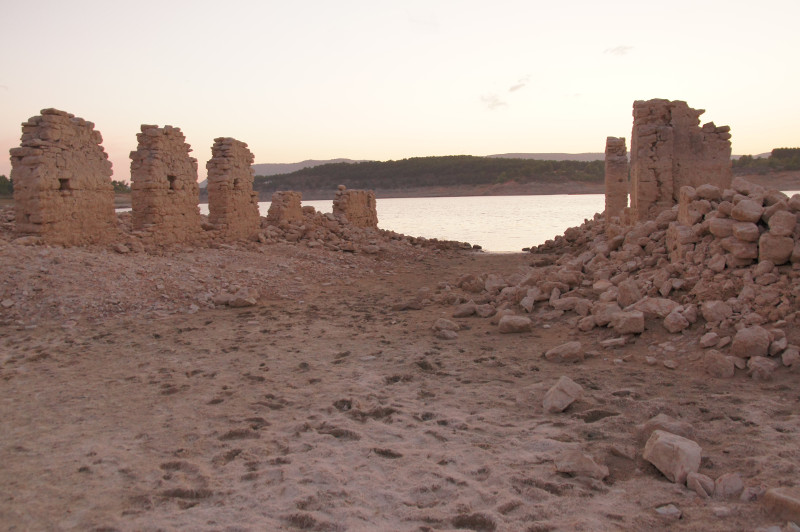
[167, 175, 176, 191]
[59, 178, 71, 191]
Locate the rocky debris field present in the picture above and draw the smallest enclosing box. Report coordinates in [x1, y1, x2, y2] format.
[1, 184, 800, 530]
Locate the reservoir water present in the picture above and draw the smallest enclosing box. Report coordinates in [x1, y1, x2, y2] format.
[199, 195, 606, 253]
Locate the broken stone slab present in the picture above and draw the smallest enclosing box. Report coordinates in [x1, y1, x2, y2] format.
[687, 471, 715, 498]
[609, 310, 645, 334]
[452, 302, 477, 318]
[544, 341, 583, 363]
[542, 375, 584, 413]
[498, 315, 532, 333]
[643, 430, 702, 484]
[554, 449, 609, 480]
[730, 325, 771, 358]
[762, 487, 800, 523]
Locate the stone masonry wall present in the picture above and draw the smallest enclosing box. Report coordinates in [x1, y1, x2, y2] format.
[604, 136, 628, 223]
[630, 99, 732, 222]
[130, 125, 201, 244]
[266, 191, 303, 225]
[332, 186, 378, 228]
[206, 137, 260, 239]
[10, 108, 117, 245]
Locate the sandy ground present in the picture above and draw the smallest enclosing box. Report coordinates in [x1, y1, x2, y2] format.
[1, 235, 798, 531]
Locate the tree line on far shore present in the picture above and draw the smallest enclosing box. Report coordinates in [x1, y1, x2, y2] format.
[252, 155, 605, 194]
[733, 148, 800, 174]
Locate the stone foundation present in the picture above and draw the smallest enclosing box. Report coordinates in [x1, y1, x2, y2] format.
[206, 137, 260, 239]
[332, 186, 378, 228]
[604, 137, 628, 223]
[10, 108, 117, 245]
[130, 125, 201, 244]
[629, 99, 731, 222]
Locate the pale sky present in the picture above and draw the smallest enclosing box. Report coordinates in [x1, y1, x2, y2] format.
[1, 0, 798, 182]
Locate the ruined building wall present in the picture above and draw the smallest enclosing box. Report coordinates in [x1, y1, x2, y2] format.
[130, 125, 201, 244]
[10, 108, 117, 245]
[266, 191, 303, 225]
[629, 99, 732, 222]
[332, 186, 378, 228]
[604, 136, 628, 223]
[206, 137, 260, 239]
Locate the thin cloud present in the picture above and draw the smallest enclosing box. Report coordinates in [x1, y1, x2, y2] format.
[0, 84, 8, 91]
[604, 45, 633, 56]
[508, 76, 530, 93]
[481, 93, 507, 110]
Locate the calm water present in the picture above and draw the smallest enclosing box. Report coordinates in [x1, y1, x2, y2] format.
[199, 195, 606, 253]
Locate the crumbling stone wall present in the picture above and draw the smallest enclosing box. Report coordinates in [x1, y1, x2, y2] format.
[10, 108, 117, 245]
[206, 137, 260, 239]
[266, 191, 303, 224]
[630, 99, 732, 222]
[130, 125, 201, 244]
[332, 185, 378, 228]
[604, 137, 628, 223]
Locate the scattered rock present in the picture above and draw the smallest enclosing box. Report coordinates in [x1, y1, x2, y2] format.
[687, 471, 715, 498]
[762, 487, 800, 523]
[497, 315, 532, 333]
[542, 376, 584, 413]
[714, 472, 744, 499]
[554, 449, 608, 480]
[544, 341, 583, 363]
[730, 326, 771, 358]
[705, 350, 736, 378]
[609, 310, 645, 335]
[642, 430, 702, 484]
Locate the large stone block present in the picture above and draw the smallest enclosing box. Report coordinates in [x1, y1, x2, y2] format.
[643, 430, 702, 484]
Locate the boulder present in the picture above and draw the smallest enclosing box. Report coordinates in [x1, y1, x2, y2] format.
[631, 297, 680, 319]
[591, 302, 622, 326]
[767, 209, 797, 236]
[731, 198, 763, 223]
[731, 221, 760, 242]
[748, 356, 778, 381]
[452, 302, 477, 318]
[663, 311, 690, 333]
[616, 279, 642, 308]
[498, 315, 532, 333]
[643, 430, 702, 484]
[544, 341, 583, 363]
[714, 472, 744, 500]
[759, 232, 794, 265]
[708, 217, 735, 238]
[432, 318, 459, 332]
[700, 300, 733, 323]
[762, 487, 800, 523]
[720, 236, 758, 260]
[730, 325, 771, 358]
[542, 376, 584, 413]
[705, 350, 735, 378]
[610, 310, 645, 335]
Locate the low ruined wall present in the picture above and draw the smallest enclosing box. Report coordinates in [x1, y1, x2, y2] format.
[206, 137, 260, 239]
[332, 186, 378, 228]
[604, 137, 628, 223]
[10, 108, 117, 245]
[630, 99, 732, 222]
[266, 191, 303, 224]
[130, 125, 201, 244]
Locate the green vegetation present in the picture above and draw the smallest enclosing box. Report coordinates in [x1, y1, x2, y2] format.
[733, 148, 800, 174]
[111, 180, 131, 193]
[0, 175, 12, 196]
[253, 155, 605, 194]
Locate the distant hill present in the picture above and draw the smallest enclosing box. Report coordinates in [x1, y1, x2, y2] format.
[488, 152, 604, 162]
[252, 158, 367, 177]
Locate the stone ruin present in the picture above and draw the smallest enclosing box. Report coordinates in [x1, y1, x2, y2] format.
[628, 99, 732, 222]
[604, 137, 628, 223]
[9, 108, 117, 245]
[129, 125, 202, 244]
[332, 185, 378, 228]
[206, 137, 260, 240]
[266, 191, 303, 224]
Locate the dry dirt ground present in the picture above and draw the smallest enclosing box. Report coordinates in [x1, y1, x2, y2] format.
[1, 237, 798, 531]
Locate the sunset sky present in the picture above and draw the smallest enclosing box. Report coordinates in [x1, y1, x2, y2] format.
[1, 0, 798, 182]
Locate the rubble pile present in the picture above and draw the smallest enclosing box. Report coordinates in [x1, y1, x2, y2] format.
[436, 176, 800, 378]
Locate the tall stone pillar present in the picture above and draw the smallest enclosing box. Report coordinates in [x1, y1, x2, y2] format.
[206, 137, 260, 240]
[604, 136, 628, 223]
